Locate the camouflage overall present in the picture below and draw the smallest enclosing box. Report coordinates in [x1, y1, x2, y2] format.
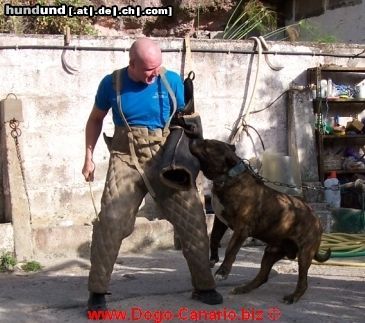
[88, 126, 216, 293]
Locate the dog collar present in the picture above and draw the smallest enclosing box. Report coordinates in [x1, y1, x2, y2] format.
[227, 160, 247, 177]
[214, 160, 247, 186]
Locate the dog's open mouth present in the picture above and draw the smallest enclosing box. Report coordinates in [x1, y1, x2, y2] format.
[189, 139, 213, 165]
[189, 139, 227, 180]
[189, 139, 204, 156]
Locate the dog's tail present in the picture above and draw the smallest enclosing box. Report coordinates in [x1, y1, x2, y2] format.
[314, 248, 331, 262]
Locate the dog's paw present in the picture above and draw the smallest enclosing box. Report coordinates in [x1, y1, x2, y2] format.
[282, 294, 297, 304]
[209, 259, 217, 268]
[230, 285, 252, 295]
[214, 267, 229, 281]
[214, 273, 227, 281]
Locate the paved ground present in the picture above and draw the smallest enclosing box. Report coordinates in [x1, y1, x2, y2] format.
[0, 246, 364, 323]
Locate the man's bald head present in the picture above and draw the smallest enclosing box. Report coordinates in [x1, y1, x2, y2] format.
[130, 38, 161, 62]
[128, 38, 162, 84]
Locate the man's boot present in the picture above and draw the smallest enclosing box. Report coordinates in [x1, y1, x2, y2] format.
[87, 292, 107, 311]
[192, 289, 223, 305]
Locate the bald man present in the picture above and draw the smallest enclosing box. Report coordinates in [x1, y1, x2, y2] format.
[83, 38, 222, 310]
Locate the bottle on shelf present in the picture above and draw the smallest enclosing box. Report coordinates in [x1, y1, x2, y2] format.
[320, 79, 327, 98]
[327, 78, 333, 97]
[324, 171, 341, 208]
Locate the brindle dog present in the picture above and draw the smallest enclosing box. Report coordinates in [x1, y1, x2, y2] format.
[190, 139, 331, 304]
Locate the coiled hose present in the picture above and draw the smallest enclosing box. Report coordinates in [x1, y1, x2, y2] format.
[316, 233, 365, 267]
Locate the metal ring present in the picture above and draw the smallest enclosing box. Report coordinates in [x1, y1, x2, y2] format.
[5, 93, 18, 100]
[11, 128, 21, 138]
[9, 119, 19, 129]
[187, 71, 195, 80]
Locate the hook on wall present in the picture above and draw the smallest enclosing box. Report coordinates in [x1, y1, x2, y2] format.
[61, 26, 79, 75]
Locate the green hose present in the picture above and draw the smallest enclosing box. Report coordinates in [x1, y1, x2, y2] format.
[331, 251, 365, 258]
[320, 233, 365, 259]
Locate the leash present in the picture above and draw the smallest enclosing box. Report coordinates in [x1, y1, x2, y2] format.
[88, 181, 99, 219]
[184, 35, 193, 79]
[242, 159, 341, 192]
[235, 160, 365, 263]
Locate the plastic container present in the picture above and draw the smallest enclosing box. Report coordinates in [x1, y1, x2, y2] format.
[327, 78, 333, 97]
[331, 208, 365, 233]
[355, 79, 365, 99]
[324, 171, 341, 208]
[261, 152, 302, 196]
[320, 79, 327, 98]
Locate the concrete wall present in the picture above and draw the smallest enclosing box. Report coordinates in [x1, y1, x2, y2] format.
[288, 0, 365, 43]
[0, 34, 364, 257]
[307, 1, 365, 43]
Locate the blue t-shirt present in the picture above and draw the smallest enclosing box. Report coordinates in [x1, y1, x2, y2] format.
[95, 68, 185, 129]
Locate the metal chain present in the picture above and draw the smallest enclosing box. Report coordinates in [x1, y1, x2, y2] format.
[242, 159, 336, 191]
[9, 118, 33, 222]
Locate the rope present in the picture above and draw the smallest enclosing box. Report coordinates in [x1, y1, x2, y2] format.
[244, 123, 265, 151]
[229, 36, 262, 144]
[228, 37, 284, 145]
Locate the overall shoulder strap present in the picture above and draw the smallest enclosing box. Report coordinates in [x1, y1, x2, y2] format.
[159, 66, 166, 77]
[159, 67, 177, 131]
[112, 67, 130, 132]
[110, 67, 158, 199]
[112, 68, 125, 93]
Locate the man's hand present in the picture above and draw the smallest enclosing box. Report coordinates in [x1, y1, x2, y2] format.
[82, 159, 95, 182]
[82, 105, 107, 182]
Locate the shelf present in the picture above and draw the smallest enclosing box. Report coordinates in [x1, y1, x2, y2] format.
[312, 98, 365, 114]
[308, 66, 365, 72]
[324, 169, 365, 175]
[308, 65, 365, 183]
[322, 135, 365, 140]
[314, 98, 365, 103]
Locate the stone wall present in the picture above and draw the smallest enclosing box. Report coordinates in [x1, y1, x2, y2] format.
[0, 34, 364, 257]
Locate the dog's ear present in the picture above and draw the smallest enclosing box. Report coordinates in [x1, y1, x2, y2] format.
[225, 146, 239, 168]
[229, 144, 236, 152]
[225, 153, 238, 168]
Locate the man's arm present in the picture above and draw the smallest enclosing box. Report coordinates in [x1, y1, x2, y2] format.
[82, 105, 108, 182]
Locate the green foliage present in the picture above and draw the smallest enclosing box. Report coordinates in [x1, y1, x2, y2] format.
[0, 252, 16, 272]
[223, 1, 336, 43]
[21, 260, 42, 272]
[223, 0, 277, 40]
[0, 252, 43, 273]
[296, 19, 337, 43]
[263, 19, 337, 43]
[0, 0, 25, 33]
[0, 0, 96, 35]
